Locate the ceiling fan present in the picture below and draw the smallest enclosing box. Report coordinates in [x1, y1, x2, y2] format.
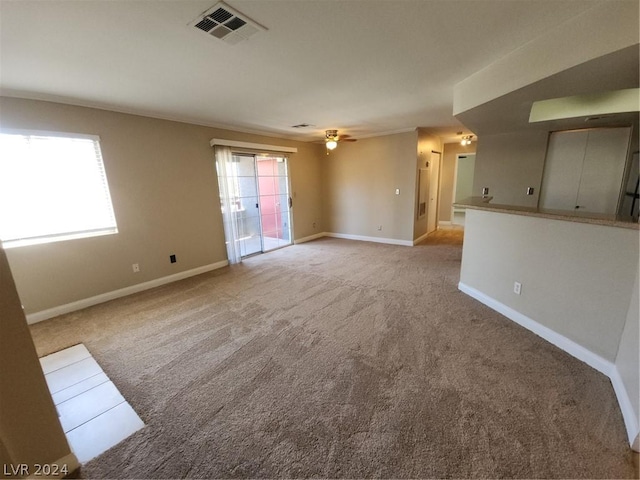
[324, 129, 356, 153]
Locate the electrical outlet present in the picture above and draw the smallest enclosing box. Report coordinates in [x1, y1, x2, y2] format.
[169, 254, 176, 263]
[513, 282, 522, 295]
[482, 187, 489, 195]
[132, 263, 140, 273]
[377, 225, 383, 231]
[526, 187, 535, 195]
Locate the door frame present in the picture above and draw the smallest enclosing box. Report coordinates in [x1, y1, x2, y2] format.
[232, 151, 293, 257]
[451, 152, 476, 225]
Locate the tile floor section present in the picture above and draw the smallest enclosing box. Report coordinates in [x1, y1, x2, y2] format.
[40, 344, 144, 463]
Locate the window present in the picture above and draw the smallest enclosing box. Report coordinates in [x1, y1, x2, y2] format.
[0, 131, 118, 248]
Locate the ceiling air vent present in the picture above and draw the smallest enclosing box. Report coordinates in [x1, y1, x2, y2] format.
[190, 2, 266, 45]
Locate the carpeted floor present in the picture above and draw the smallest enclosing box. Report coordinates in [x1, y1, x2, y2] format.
[30, 235, 637, 479]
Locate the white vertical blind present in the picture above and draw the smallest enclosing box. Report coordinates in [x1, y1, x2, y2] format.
[0, 132, 118, 247]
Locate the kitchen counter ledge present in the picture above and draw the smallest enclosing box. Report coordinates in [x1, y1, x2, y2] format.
[454, 197, 639, 230]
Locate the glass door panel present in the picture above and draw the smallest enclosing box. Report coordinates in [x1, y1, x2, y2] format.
[256, 155, 292, 252]
[233, 154, 262, 257]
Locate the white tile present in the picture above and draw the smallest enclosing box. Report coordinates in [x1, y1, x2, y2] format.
[51, 372, 110, 406]
[45, 357, 103, 395]
[66, 402, 144, 463]
[40, 344, 91, 375]
[58, 381, 125, 433]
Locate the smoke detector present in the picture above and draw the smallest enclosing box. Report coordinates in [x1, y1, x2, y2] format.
[190, 2, 266, 45]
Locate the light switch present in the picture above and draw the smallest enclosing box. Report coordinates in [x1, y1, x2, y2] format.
[395, 188, 400, 195]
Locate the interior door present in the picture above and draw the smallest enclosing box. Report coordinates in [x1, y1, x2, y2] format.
[539, 130, 587, 211]
[575, 127, 630, 214]
[540, 127, 630, 214]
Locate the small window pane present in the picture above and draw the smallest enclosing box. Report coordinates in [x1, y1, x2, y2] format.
[0, 132, 118, 247]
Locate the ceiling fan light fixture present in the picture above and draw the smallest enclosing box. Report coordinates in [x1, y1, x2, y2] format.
[461, 135, 474, 146]
[326, 139, 338, 150]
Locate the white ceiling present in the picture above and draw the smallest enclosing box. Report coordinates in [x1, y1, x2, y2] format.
[0, 0, 602, 142]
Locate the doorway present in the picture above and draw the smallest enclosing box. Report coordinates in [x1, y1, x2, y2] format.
[451, 153, 476, 226]
[427, 151, 441, 234]
[227, 153, 292, 258]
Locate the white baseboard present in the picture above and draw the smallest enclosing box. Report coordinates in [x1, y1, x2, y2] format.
[26, 260, 229, 325]
[413, 231, 430, 245]
[324, 232, 413, 247]
[610, 367, 640, 450]
[26, 452, 80, 479]
[458, 281, 639, 449]
[438, 221, 452, 226]
[458, 282, 613, 375]
[294, 232, 326, 244]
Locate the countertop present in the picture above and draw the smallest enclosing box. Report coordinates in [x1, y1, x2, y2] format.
[454, 197, 639, 230]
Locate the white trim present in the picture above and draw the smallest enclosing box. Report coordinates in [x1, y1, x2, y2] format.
[438, 221, 452, 227]
[26, 261, 229, 324]
[294, 232, 326, 244]
[413, 231, 431, 245]
[26, 452, 80, 479]
[210, 138, 297, 153]
[610, 367, 640, 450]
[3, 228, 117, 249]
[458, 281, 640, 448]
[458, 282, 613, 375]
[324, 232, 413, 247]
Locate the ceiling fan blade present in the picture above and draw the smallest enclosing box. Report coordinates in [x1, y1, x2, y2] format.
[341, 138, 357, 142]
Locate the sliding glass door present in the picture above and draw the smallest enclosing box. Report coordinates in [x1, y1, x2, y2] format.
[256, 155, 291, 252]
[225, 153, 292, 258]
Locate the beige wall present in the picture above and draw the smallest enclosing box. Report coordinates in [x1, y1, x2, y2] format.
[323, 131, 418, 242]
[472, 131, 548, 207]
[0, 97, 323, 315]
[414, 129, 442, 239]
[0, 247, 78, 473]
[438, 142, 476, 222]
[460, 209, 638, 362]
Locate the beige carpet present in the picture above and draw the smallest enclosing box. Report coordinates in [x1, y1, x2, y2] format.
[30, 235, 637, 479]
